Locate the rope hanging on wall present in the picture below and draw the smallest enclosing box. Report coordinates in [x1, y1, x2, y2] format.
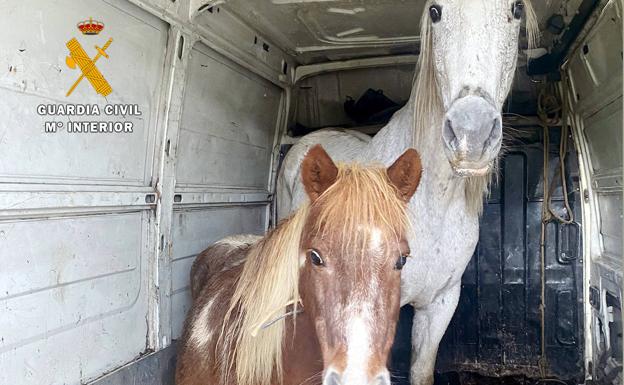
[536, 78, 576, 379]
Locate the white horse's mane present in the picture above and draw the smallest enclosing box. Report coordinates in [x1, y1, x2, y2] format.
[412, 0, 539, 214]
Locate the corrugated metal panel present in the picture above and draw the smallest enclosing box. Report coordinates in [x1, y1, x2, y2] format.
[169, 207, 267, 336]
[0, 0, 168, 384]
[0, 1, 165, 185]
[176, 43, 282, 189]
[168, 42, 283, 339]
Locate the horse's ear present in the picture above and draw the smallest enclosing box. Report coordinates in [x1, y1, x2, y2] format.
[387, 148, 422, 202]
[301, 145, 338, 202]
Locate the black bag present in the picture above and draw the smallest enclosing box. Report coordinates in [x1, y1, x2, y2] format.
[344, 88, 401, 124]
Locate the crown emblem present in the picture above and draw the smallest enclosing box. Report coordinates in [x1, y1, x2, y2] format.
[77, 17, 104, 35]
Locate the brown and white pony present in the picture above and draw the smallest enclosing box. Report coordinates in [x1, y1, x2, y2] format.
[176, 145, 422, 385]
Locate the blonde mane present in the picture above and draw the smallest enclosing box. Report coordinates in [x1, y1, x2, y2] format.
[412, 0, 539, 215]
[218, 163, 410, 385]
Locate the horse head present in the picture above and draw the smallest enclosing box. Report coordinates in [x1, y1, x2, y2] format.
[299, 145, 422, 385]
[417, 0, 537, 176]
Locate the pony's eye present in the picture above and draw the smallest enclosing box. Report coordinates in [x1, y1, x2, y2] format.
[429, 4, 442, 23]
[512, 1, 524, 20]
[308, 249, 324, 266]
[395, 254, 409, 270]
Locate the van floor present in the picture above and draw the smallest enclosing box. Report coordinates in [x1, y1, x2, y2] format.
[389, 126, 584, 385]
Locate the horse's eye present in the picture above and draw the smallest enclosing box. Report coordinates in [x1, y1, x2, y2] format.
[308, 249, 324, 266]
[429, 4, 442, 23]
[512, 1, 524, 20]
[395, 254, 409, 270]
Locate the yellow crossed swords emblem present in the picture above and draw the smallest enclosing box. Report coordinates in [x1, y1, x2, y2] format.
[65, 37, 113, 97]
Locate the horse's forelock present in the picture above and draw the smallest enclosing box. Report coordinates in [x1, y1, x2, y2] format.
[310, 165, 411, 258]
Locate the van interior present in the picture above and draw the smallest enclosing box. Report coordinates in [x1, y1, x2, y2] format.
[0, 0, 621, 384]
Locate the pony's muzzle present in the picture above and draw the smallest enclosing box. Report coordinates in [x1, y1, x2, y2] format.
[323, 367, 391, 385]
[442, 95, 502, 176]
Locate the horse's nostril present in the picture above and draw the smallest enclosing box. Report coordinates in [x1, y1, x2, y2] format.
[492, 117, 501, 132]
[445, 118, 454, 134]
[482, 116, 503, 154]
[443, 118, 457, 147]
[488, 116, 503, 141]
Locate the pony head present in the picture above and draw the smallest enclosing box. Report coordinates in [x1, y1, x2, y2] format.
[220, 146, 421, 385]
[416, 0, 537, 176]
[300, 145, 422, 385]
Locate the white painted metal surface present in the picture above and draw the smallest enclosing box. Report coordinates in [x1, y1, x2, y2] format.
[169, 41, 283, 339]
[0, 0, 284, 384]
[0, 1, 168, 384]
[221, 0, 582, 64]
[563, 0, 623, 380]
[176, 43, 282, 189]
[170, 206, 267, 335]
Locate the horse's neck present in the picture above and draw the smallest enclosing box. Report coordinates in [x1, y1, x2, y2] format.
[367, 98, 466, 207]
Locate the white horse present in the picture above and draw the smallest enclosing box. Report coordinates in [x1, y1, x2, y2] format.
[277, 2, 538, 385]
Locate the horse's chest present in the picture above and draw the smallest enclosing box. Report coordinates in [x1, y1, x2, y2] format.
[400, 196, 479, 306]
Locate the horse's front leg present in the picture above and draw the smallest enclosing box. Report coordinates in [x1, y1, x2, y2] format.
[410, 283, 460, 385]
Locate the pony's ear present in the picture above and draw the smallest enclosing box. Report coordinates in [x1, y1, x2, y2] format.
[387, 148, 422, 202]
[301, 145, 338, 202]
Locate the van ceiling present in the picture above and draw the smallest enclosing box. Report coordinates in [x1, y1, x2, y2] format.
[220, 0, 584, 64]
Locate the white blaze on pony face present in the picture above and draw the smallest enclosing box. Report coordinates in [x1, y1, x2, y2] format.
[305, 226, 401, 385]
[321, 303, 393, 385]
[428, 0, 529, 174]
[345, 316, 371, 381]
[369, 227, 383, 252]
[324, 312, 374, 385]
[342, 311, 392, 385]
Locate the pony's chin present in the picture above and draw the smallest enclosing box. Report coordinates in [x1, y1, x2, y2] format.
[450, 162, 491, 177]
